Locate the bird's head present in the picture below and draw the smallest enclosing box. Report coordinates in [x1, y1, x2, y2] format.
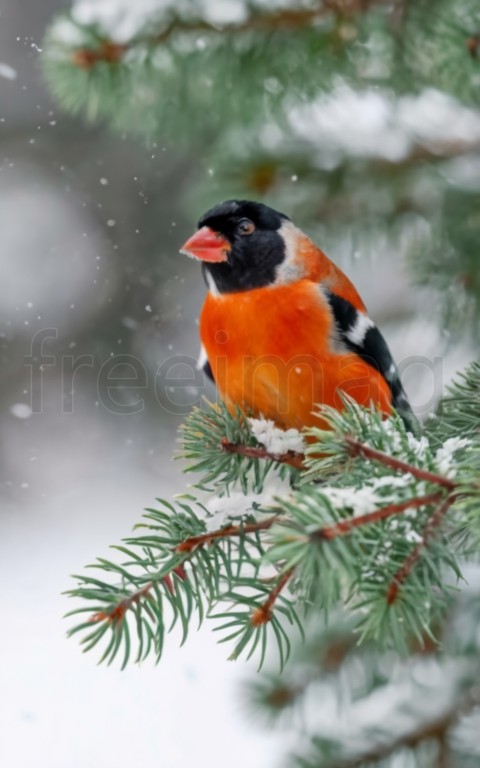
[180, 199, 309, 294]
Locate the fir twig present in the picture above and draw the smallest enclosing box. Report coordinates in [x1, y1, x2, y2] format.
[313, 491, 444, 540]
[175, 514, 280, 554]
[88, 581, 155, 625]
[220, 438, 305, 471]
[466, 33, 480, 58]
[70, 1, 386, 69]
[65, 361, 480, 667]
[386, 495, 454, 604]
[87, 564, 188, 624]
[72, 40, 126, 69]
[251, 568, 296, 627]
[345, 436, 457, 490]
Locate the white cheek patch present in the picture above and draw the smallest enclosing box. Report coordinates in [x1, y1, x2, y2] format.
[205, 270, 221, 297]
[345, 313, 375, 346]
[197, 344, 209, 371]
[274, 220, 307, 284]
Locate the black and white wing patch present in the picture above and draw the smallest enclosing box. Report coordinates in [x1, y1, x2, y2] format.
[326, 291, 419, 433]
[198, 344, 215, 384]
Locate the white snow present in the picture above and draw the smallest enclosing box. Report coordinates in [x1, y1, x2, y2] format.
[381, 418, 430, 459]
[312, 472, 416, 520]
[249, 417, 305, 455]
[0, 62, 17, 80]
[203, 472, 291, 531]
[72, 0, 173, 41]
[320, 485, 381, 517]
[407, 432, 430, 459]
[68, 0, 252, 42]
[369, 474, 412, 490]
[0, 393, 289, 768]
[49, 17, 85, 45]
[435, 437, 471, 477]
[60, 0, 320, 43]
[404, 528, 423, 543]
[9, 403, 32, 420]
[0, 485, 286, 768]
[288, 86, 480, 164]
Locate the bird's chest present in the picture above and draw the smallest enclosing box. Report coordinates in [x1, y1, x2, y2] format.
[200, 283, 330, 361]
[199, 283, 333, 426]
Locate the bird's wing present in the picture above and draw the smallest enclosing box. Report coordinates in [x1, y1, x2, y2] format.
[198, 343, 215, 383]
[325, 290, 419, 434]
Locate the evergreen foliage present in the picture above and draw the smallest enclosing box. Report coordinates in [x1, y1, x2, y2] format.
[62, 365, 480, 764]
[43, 0, 480, 333]
[247, 577, 480, 766]
[66, 364, 479, 668]
[43, 1, 480, 765]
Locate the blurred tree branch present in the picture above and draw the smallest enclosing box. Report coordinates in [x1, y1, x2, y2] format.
[71, 0, 388, 70]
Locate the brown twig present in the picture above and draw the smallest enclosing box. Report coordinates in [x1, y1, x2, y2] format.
[251, 568, 296, 626]
[314, 491, 444, 540]
[387, 496, 453, 605]
[220, 438, 305, 470]
[86, 515, 280, 626]
[86, 425, 466, 631]
[467, 33, 480, 58]
[163, 564, 187, 594]
[88, 565, 187, 624]
[89, 581, 154, 624]
[72, 40, 127, 69]
[175, 514, 280, 553]
[86, 512, 282, 630]
[345, 437, 457, 491]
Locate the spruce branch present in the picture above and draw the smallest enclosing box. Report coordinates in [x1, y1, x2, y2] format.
[429, 361, 480, 442]
[175, 514, 280, 554]
[68, 1, 386, 70]
[180, 402, 300, 491]
[220, 437, 305, 471]
[71, 40, 126, 69]
[251, 568, 296, 627]
[466, 33, 480, 58]
[386, 494, 454, 605]
[313, 491, 444, 540]
[344, 437, 458, 491]
[87, 564, 188, 625]
[301, 681, 480, 768]
[65, 496, 303, 669]
[65, 361, 480, 667]
[249, 559, 480, 767]
[270, 484, 462, 634]
[88, 581, 156, 625]
[71, 10, 325, 69]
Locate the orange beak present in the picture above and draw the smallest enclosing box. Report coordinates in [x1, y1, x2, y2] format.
[180, 226, 230, 263]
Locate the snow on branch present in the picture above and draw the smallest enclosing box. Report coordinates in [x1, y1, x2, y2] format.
[64, 370, 480, 669]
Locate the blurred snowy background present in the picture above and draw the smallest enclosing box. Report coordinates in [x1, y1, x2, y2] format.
[0, 1, 477, 767]
[0, 2, 282, 766]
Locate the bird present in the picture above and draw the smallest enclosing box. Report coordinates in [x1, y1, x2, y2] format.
[180, 199, 417, 434]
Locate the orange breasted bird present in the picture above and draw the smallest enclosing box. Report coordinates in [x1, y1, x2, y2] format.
[180, 199, 417, 433]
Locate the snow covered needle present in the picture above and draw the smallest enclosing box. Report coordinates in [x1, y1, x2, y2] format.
[64, 363, 480, 669]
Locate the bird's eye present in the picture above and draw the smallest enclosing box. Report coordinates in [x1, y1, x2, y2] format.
[237, 218, 255, 236]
